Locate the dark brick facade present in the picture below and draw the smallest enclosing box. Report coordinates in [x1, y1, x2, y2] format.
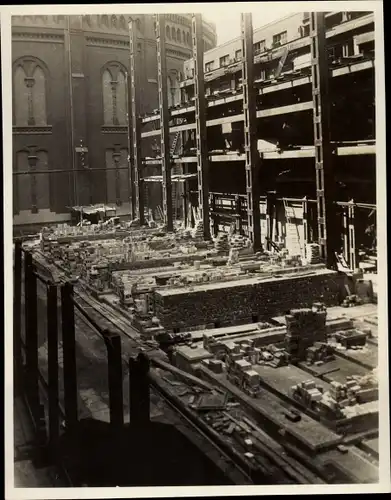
[12, 14, 216, 221]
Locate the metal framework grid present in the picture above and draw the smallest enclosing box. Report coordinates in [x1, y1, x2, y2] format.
[241, 13, 261, 251]
[310, 12, 337, 268]
[192, 14, 211, 240]
[156, 14, 173, 231]
[129, 18, 145, 225]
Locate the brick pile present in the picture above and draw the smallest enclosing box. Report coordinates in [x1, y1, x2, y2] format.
[154, 271, 342, 330]
[284, 307, 327, 363]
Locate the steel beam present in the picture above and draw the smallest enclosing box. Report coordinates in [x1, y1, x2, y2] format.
[156, 14, 173, 231]
[192, 14, 211, 240]
[129, 19, 145, 225]
[310, 12, 338, 268]
[241, 13, 261, 251]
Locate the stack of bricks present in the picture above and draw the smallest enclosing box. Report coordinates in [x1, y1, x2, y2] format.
[154, 271, 342, 331]
[284, 307, 327, 363]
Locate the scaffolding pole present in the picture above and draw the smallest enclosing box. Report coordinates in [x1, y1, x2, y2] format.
[241, 13, 261, 251]
[310, 12, 338, 268]
[156, 14, 173, 232]
[129, 18, 145, 225]
[192, 13, 211, 240]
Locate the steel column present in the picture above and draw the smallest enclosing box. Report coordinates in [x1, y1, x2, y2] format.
[126, 72, 136, 219]
[192, 14, 211, 240]
[60, 282, 78, 430]
[302, 196, 309, 255]
[129, 19, 145, 225]
[156, 14, 173, 231]
[241, 13, 261, 251]
[310, 12, 338, 268]
[348, 199, 357, 270]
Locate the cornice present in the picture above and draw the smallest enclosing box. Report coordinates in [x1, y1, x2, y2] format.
[13, 126, 53, 135]
[12, 31, 64, 43]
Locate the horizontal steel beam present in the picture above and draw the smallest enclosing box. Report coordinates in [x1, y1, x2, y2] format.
[143, 144, 376, 164]
[13, 166, 130, 175]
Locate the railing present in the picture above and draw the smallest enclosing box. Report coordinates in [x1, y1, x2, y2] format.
[13, 242, 152, 482]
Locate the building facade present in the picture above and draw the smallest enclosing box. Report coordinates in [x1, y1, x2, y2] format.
[12, 14, 217, 226]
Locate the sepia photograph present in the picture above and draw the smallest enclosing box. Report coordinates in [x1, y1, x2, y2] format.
[2, 1, 389, 497]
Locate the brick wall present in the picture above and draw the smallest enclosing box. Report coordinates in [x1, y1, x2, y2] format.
[155, 271, 344, 330]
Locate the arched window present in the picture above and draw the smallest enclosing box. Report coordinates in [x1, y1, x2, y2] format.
[186, 32, 190, 46]
[171, 27, 176, 40]
[135, 18, 141, 31]
[166, 25, 170, 39]
[119, 15, 126, 30]
[111, 15, 117, 28]
[102, 63, 127, 126]
[13, 58, 48, 127]
[177, 29, 181, 42]
[101, 15, 109, 27]
[183, 30, 186, 44]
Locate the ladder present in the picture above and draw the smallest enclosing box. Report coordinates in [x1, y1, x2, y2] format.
[283, 198, 303, 256]
[170, 131, 181, 156]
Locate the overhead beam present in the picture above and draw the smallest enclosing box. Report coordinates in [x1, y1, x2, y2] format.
[192, 13, 210, 239]
[129, 18, 145, 224]
[241, 13, 261, 251]
[156, 14, 173, 231]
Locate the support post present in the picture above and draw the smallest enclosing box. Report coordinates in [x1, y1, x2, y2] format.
[24, 252, 40, 426]
[302, 196, 309, 256]
[235, 195, 242, 234]
[129, 353, 150, 427]
[348, 199, 357, 271]
[60, 282, 78, 430]
[126, 72, 136, 219]
[192, 14, 211, 240]
[14, 241, 23, 394]
[129, 19, 145, 224]
[310, 12, 338, 269]
[103, 330, 124, 430]
[156, 14, 173, 231]
[47, 284, 59, 450]
[343, 205, 350, 265]
[241, 13, 261, 251]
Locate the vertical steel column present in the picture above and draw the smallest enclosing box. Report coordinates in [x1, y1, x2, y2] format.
[348, 200, 357, 270]
[310, 12, 337, 268]
[47, 284, 59, 449]
[14, 241, 23, 393]
[60, 282, 78, 430]
[24, 252, 39, 425]
[103, 330, 124, 429]
[129, 19, 145, 224]
[343, 205, 350, 265]
[156, 14, 173, 231]
[126, 72, 136, 219]
[235, 194, 243, 234]
[192, 14, 211, 240]
[302, 196, 309, 254]
[241, 13, 261, 251]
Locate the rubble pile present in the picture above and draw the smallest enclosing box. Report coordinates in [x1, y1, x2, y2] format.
[214, 233, 230, 254]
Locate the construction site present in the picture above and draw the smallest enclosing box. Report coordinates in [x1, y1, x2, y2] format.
[12, 10, 381, 488]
